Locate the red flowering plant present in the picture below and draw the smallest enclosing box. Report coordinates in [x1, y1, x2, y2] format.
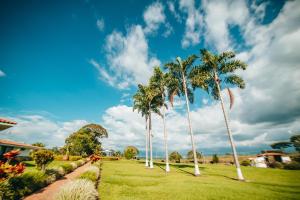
[90, 154, 101, 164]
[0, 150, 25, 181]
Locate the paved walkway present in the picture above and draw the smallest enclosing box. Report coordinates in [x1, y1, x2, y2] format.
[24, 162, 91, 200]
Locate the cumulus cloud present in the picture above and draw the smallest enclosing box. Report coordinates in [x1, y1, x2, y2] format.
[202, 0, 250, 51]
[0, 115, 88, 147]
[143, 1, 166, 34]
[179, 0, 203, 48]
[95, 25, 160, 89]
[96, 18, 105, 32]
[0, 70, 6, 77]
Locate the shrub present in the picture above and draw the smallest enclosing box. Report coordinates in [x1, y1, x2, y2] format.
[124, 146, 139, 159]
[78, 171, 98, 183]
[6, 171, 48, 199]
[211, 154, 219, 164]
[59, 163, 73, 174]
[75, 160, 84, 167]
[69, 156, 82, 161]
[269, 161, 284, 169]
[283, 161, 300, 170]
[169, 151, 182, 163]
[240, 160, 251, 166]
[100, 157, 119, 161]
[54, 155, 64, 161]
[55, 179, 98, 200]
[70, 162, 78, 170]
[291, 155, 300, 162]
[90, 154, 101, 163]
[0, 150, 25, 181]
[45, 168, 62, 182]
[32, 149, 54, 171]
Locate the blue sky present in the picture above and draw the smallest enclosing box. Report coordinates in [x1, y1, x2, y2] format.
[1, 0, 299, 156]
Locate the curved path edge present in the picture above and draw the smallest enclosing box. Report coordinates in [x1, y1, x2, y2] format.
[24, 162, 91, 200]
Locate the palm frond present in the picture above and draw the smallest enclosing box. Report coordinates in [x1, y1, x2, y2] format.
[224, 75, 245, 89]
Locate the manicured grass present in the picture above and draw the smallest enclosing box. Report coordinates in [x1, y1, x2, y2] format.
[24, 160, 73, 171]
[99, 160, 300, 200]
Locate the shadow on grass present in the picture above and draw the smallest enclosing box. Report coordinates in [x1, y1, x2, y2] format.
[24, 162, 36, 167]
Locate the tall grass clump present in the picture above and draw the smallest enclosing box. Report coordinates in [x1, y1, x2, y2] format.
[56, 179, 98, 200]
[78, 166, 100, 183]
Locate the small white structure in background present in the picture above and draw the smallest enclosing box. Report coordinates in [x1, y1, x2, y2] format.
[101, 149, 115, 157]
[249, 157, 267, 168]
[249, 150, 292, 168]
[281, 156, 291, 163]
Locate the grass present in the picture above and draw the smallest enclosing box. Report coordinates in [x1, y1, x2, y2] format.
[99, 160, 300, 200]
[24, 160, 73, 171]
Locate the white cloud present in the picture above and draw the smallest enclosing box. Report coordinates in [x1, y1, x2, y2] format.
[202, 0, 250, 52]
[167, 1, 182, 23]
[0, 70, 6, 77]
[100, 25, 160, 88]
[96, 18, 105, 32]
[179, 0, 203, 48]
[143, 1, 166, 34]
[0, 115, 88, 147]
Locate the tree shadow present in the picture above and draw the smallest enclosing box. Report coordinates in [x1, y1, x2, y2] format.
[24, 162, 36, 167]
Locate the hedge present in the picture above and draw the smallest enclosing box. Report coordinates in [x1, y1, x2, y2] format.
[0, 159, 88, 200]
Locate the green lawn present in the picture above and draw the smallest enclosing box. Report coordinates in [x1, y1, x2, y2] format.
[99, 160, 300, 200]
[24, 160, 73, 171]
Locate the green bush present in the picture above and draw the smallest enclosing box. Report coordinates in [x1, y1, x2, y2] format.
[3, 171, 48, 200]
[169, 151, 182, 163]
[124, 146, 139, 159]
[69, 156, 82, 161]
[54, 155, 64, 161]
[240, 160, 251, 166]
[32, 149, 54, 171]
[283, 161, 300, 170]
[211, 154, 219, 164]
[291, 155, 300, 162]
[78, 171, 98, 183]
[55, 179, 98, 200]
[269, 161, 284, 169]
[59, 163, 73, 174]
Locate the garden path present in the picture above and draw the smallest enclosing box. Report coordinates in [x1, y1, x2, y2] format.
[24, 162, 91, 200]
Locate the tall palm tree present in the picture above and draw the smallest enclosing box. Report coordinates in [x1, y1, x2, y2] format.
[149, 67, 170, 172]
[192, 49, 247, 181]
[164, 55, 201, 176]
[133, 85, 150, 167]
[133, 84, 161, 169]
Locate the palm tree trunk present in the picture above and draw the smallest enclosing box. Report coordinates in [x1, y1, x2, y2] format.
[162, 105, 170, 172]
[149, 112, 154, 169]
[145, 116, 149, 167]
[215, 79, 245, 181]
[182, 72, 200, 176]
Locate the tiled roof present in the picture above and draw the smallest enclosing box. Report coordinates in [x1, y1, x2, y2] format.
[0, 118, 17, 125]
[0, 139, 40, 149]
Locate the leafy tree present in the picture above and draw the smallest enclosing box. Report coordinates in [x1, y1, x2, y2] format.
[192, 49, 247, 181]
[133, 84, 161, 168]
[65, 124, 108, 156]
[187, 150, 202, 161]
[114, 151, 122, 157]
[290, 135, 300, 152]
[169, 151, 182, 163]
[270, 142, 292, 151]
[164, 55, 201, 176]
[212, 154, 219, 164]
[31, 142, 45, 147]
[32, 149, 54, 171]
[124, 146, 139, 159]
[149, 67, 171, 172]
[51, 146, 61, 155]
